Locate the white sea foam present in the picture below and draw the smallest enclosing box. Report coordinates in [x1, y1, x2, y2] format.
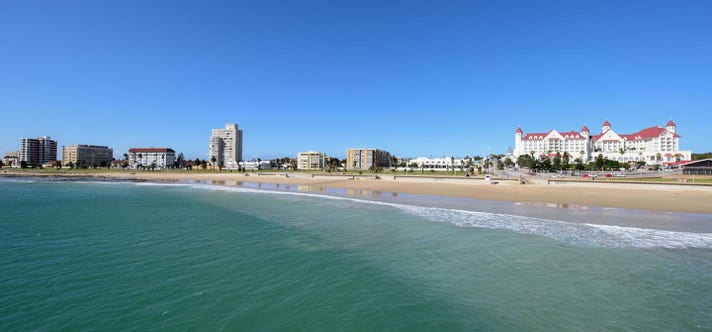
[176, 182, 712, 249]
[0, 178, 37, 183]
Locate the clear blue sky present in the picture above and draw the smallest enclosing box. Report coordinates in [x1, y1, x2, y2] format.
[1, 0, 710, 160]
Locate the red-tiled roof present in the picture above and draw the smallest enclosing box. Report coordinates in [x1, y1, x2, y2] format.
[560, 130, 584, 139]
[666, 120, 676, 127]
[522, 131, 551, 140]
[516, 127, 523, 134]
[522, 129, 585, 140]
[628, 126, 680, 139]
[602, 120, 611, 127]
[594, 126, 680, 141]
[581, 125, 589, 132]
[129, 148, 175, 153]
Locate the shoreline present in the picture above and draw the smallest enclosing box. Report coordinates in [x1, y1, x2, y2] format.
[3, 170, 712, 215]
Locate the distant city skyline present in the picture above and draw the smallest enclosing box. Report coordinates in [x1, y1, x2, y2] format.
[1, 1, 710, 160]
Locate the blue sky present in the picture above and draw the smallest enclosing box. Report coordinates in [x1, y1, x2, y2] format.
[1, 0, 710, 160]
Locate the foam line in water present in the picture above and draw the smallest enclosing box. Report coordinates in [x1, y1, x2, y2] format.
[180, 182, 712, 249]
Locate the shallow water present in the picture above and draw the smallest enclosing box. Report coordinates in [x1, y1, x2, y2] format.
[1, 179, 710, 330]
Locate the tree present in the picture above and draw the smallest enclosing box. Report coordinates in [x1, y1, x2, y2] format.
[516, 155, 529, 169]
[574, 158, 584, 171]
[123, 153, 129, 160]
[595, 154, 605, 170]
[450, 156, 455, 174]
[176, 153, 185, 168]
[67, 161, 74, 169]
[0, 160, 4, 168]
[210, 156, 217, 168]
[553, 152, 562, 170]
[562, 152, 570, 170]
[503, 157, 514, 168]
[20, 161, 27, 169]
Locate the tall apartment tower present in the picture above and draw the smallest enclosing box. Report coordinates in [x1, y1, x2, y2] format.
[209, 123, 243, 169]
[20, 136, 57, 167]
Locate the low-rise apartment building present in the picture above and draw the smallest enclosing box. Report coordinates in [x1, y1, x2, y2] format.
[62, 145, 114, 168]
[297, 151, 327, 170]
[346, 148, 391, 171]
[128, 148, 175, 169]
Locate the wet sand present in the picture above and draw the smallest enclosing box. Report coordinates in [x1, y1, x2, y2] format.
[3, 170, 711, 215]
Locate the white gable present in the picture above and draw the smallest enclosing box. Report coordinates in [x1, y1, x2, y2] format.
[597, 130, 623, 142]
[544, 130, 563, 140]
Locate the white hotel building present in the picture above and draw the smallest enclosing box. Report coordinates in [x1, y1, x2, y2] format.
[513, 120, 691, 165]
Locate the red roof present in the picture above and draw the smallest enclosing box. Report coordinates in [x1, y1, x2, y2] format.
[522, 131, 551, 140]
[629, 126, 680, 139]
[560, 130, 584, 139]
[663, 161, 690, 165]
[129, 148, 175, 153]
[516, 127, 523, 134]
[666, 120, 676, 127]
[602, 120, 611, 127]
[580, 125, 589, 132]
[664, 153, 672, 156]
[591, 130, 608, 141]
[522, 130, 585, 140]
[596, 126, 680, 141]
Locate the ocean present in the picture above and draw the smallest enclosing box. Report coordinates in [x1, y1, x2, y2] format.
[1, 179, 710, 330]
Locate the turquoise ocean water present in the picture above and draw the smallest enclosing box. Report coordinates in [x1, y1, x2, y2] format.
[1, 179, 710, 330]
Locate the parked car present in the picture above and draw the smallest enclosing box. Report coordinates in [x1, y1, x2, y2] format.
[582, 173, 590, 178]
[605, 173, 613, 178]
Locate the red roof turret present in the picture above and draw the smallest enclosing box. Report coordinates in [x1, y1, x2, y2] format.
[666, 120, 676, 127]
[580, 125, 589, 132]
[602, 120, 611, 127]
[515, 127, 523, 134]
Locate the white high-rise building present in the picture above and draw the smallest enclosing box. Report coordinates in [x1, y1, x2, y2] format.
[209, 123, 243, 169]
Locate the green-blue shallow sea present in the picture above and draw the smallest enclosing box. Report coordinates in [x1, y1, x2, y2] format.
[1, 179, 710, 330]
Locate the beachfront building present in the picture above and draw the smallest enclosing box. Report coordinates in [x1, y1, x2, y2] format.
[128, 148, 175, 170]
[408, 157, 471, 171]
[681, 159, 712, 175]
[62, 145, 114, 168]
[2, 151, 20, 167]
[239, 160, 271, 171]
[513, 119, 691, 165]
[20, 136, 57, 167]
[209, 123, 243, 170]
[514, 125, 593, 162]
[297, 151, 327, 170]
[346, 148, 391, 171]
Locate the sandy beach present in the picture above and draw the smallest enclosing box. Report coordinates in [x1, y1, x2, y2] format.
[3, 170, 711, 214]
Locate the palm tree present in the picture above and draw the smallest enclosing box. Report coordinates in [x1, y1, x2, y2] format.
[450, 156, 455, 175]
